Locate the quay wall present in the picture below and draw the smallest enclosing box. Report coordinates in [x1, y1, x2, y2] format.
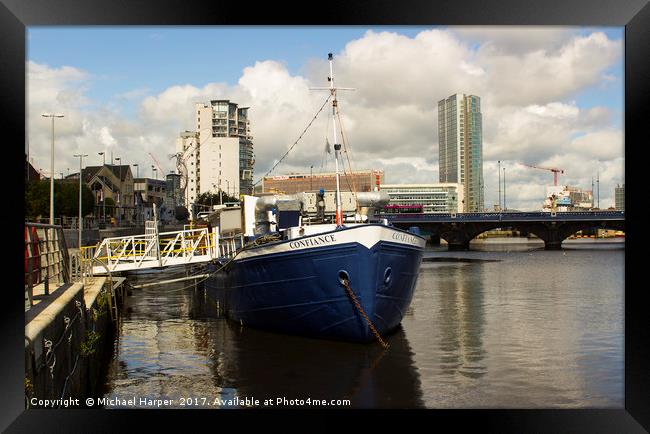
[25, 278, 116, 406]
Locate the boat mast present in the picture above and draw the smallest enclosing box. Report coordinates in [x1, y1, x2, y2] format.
[328, 53, 343, 227]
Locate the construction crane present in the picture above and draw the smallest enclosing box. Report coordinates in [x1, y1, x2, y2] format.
[521, 163, 565, 186]
[148, 152, 164, 176]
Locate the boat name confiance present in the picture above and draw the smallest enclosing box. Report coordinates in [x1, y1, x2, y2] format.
[289, 234, 336, 249]
[392, 232, 420, 245]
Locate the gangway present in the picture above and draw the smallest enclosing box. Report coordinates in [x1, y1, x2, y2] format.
[81, 225, 245, 275]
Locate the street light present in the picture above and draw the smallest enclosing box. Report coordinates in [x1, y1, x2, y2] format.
[42, 113, 64, 225]
[73, 153, 88, 248]
[115, 157, 122, 224]
[310, 165, 314, 191]
[498, 160, 501, 212]
[503, 167, 507, 211]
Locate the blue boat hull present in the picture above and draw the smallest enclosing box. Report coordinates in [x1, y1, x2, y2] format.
[209, 230, 424, 343]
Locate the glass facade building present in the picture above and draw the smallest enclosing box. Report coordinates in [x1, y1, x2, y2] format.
[381, 183, 462, 213]
[438, 94, 484, 212]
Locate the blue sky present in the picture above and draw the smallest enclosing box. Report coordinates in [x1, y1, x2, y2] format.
[28, 26, 624, 118]
[28, 26, 429, 112]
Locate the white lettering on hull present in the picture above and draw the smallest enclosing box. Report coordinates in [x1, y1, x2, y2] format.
[237, 225, 425, 260]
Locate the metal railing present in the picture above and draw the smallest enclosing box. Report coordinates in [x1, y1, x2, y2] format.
[219, 233, 245, 258]
[25, 223, 70, 307]
[87, 227, 220, 273]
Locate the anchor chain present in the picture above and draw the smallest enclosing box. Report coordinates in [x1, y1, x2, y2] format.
[341, 279, 389, 349]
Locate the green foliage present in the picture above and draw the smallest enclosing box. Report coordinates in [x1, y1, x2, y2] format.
[175, 206, 189, 221]
[25, 377, 33, 397]
[25, 180, 95, 219]
[195, 191, 238, 208]
[80, 330, 102, 357]
[25, 180, 50, 218]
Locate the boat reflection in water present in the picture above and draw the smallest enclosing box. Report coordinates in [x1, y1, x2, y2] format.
[194, 283, 425, 408]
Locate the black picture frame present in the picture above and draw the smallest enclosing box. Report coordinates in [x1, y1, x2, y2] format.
[2, 0, 648, 431]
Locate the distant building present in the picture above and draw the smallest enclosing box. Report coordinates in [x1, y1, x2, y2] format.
[165, 173, 183, 208]
[542, 185, 593, 212]
[438, 93, 484, 212]
[69, 164, 135, 221]
[25, 154, 40, 182]
[134, 177, 166, 222]
[262, 169, 384, 195]
[382, 183, 463, 213]
[615, 184, 624, 210]
[177, 99, 254, 210]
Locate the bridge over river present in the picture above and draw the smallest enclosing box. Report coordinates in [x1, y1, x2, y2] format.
[381, 211, 625, 250]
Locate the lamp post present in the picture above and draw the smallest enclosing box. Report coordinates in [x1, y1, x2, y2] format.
[310, 165, 313, 191]
[73, 153, 88, 248]
[497, 160, 501, 212]
[42, 113, 64, 225]
[98, 152, 105, 165]
[115, 157, 122, 224]
[503, 167, 506, 211]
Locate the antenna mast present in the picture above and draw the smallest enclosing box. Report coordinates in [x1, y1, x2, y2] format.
[327, 53, 344, 226]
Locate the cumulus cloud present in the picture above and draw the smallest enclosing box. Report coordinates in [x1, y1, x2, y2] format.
[27, 27, 624, 209]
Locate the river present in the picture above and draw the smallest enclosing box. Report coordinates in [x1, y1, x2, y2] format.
[99, 238, 624, 408]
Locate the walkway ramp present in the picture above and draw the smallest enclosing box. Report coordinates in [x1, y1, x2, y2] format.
[86, 226, 223, 274]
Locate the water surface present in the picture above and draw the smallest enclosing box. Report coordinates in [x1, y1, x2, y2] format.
[101, 238, 624, 408]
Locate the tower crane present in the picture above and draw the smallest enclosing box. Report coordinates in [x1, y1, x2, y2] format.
[148, 152, 164, 176]
[521, 163, 565, 186]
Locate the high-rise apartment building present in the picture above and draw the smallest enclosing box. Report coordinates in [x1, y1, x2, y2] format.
[438, 94, 484, 212]
[176, 100, 254, 209]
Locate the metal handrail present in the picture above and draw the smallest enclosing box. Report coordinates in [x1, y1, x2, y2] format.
[88, 226, 221, 273]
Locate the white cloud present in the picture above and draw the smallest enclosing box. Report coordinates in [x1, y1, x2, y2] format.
[27, 27, 624, 210]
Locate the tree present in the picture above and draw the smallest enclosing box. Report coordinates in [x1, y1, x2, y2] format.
[195, 190, 238, 209]
[25, 180, 49, 219]
[174, 206, 189, 221]
[25, 180, 95, 220]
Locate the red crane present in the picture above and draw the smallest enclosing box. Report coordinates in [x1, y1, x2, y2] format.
[148, 152, 164, 177]
[521, 164, 565, 186]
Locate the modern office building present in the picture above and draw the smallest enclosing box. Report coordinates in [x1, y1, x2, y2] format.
[262, 169, 384, 194]
[381, 183, 463, 213]
[615, 184, 625, 210]
[176, 99, 254, 209]
[438, 93, 484, 212]
[165, 173, 183, 208]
